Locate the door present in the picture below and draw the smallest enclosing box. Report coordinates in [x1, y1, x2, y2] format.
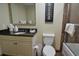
[1, 39, 17, 55]
[16, 41, 32, 56]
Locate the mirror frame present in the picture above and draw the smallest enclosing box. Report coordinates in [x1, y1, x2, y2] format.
[8, 3, 36, 26]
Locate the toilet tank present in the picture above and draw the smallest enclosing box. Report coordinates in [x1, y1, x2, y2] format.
[43, 33, 55, 45]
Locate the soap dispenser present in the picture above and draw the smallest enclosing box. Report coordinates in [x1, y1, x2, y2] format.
[8, 24, 14, 34]
[14, 25, 18, 32]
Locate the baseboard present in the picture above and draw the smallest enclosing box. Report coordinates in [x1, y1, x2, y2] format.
[1, 54, 10, 56]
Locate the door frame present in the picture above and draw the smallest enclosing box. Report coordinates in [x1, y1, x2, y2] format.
[60, 3, 71, 51]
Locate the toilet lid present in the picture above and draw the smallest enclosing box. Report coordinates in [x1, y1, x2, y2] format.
[43, 45, 56, 56]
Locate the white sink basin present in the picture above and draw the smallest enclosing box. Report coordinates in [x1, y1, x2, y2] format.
[13, 32, 26, 35]
[30, 29, 35, 33]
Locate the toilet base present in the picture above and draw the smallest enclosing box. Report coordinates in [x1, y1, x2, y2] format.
[43, 45, 56, 56]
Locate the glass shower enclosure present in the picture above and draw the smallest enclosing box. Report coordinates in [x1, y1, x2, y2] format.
[62, 3, 79, 56]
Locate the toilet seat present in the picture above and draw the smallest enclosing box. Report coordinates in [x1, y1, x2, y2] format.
[43, 45, 56, 56]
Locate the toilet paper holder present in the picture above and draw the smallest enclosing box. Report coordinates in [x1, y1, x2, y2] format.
[33, 45, 39, 56]
[33, 44, 42, 56]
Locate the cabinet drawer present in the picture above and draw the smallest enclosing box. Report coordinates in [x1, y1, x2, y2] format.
[0, 35, 32, 42]
[15, 36, 32, 42]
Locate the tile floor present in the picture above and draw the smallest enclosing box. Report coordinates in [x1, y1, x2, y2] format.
[2, 51, 63, 56]
[56, 51, 62, 56]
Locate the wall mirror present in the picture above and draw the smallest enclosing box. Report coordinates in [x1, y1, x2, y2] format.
[9, 3, 36, 26]
[45, 3, 54, 23]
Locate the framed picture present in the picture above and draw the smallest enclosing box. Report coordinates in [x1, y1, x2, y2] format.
[45, 3, 54, 23]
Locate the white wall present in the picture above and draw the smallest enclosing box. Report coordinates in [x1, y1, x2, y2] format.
[35, 3, 64, 50]
[0, 3, 10, 30]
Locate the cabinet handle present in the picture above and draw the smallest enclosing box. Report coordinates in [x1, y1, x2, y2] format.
[13, 42, 18, 45]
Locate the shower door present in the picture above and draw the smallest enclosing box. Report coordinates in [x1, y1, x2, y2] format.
[62, 3, 79, 56]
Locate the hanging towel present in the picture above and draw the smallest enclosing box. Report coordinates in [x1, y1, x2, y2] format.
[65, 23, 75, 37]
[33, 44, 42, 56]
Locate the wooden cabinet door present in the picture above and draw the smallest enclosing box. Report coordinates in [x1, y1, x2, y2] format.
[16, 41, 32, 56]
[14, 36, 32, 56]
[0, 35, 32, 56]
[1, 40, 17, 55]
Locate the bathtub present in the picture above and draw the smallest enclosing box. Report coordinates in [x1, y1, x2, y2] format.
[62, 43, 79, 56]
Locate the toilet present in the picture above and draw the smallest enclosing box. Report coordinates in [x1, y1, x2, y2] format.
[43, 33, 56, 56]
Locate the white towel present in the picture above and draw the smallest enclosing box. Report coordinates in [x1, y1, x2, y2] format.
[33, 44, 42, 56]
[65, 23, 75, 37]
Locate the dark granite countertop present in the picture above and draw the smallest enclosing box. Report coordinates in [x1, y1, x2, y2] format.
[0, 28, 37, 37]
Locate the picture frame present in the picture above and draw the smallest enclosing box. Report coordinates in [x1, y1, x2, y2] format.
[45, 3, 54, 23]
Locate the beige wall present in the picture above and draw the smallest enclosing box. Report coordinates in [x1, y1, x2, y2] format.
[35, 3, 64, 50]
[0, 3, 10, 30]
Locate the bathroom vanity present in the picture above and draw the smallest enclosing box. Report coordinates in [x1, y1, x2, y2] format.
[0, 3, 37, 56]
[0, 28, 37, 56]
